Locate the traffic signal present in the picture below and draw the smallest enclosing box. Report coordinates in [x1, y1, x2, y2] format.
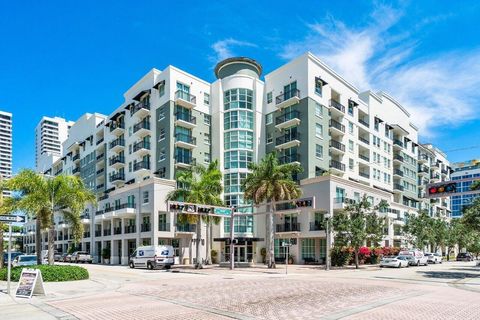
[428, 182, 456, 197]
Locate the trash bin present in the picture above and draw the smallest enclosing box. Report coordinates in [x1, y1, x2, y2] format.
[183, 258, 190, 265]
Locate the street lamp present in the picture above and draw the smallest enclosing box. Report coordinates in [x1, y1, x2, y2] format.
[324, 212, 332, 271]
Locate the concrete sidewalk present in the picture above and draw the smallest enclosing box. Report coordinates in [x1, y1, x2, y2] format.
[0, 293, 64, 320]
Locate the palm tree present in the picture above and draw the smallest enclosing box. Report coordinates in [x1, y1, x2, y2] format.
[7, 169, 95, 265]
[242, 153, 302, 268]
[166, 160, 223, 268]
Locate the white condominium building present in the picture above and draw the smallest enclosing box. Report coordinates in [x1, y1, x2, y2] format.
[0, 110, 12, 197]
[24, 52, 451, 265]
[35, 116, 74, 172]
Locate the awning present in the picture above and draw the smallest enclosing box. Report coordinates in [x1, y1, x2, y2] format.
[79, 141, 86, 147]
[349, 99, 359, 106]
[153, 80, 165, 89]
[132, 89, 150, 102]
[124, 103, 134, 111]
[386, 124, 394, 130]
[405, 137, 411, 143]
[375, 117, 384, 123]
[315, 77, 328, 86]
[214, 237, 264, 242]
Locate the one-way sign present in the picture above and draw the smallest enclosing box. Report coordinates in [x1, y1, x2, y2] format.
[0, 215, 26, 223]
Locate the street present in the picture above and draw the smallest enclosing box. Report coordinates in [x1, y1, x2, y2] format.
[1, 261, 480, 319]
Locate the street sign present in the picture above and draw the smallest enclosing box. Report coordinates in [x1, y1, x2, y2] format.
[0, 215, 25, 223]
[213, 208, 232, 216]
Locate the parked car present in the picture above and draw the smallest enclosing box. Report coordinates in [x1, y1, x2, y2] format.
[3, 252, 24, 265]
[129, 245, 175, 270]
[71, 251, 93, 263]
[41, 250, 60, 264]
[60, 253, 72, 262]
[399, 250, 428, 266]
[457, 252, 474, 262]
[12, 255, 38, 267]
[54, 251, 63, 262]
[380, 255, 409, 268]
[425, 253, 442, 264]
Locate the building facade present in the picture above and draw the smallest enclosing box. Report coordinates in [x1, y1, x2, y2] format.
[0, 110, 12, 197]
[451, 160, 480, 218]
[35, 116, 74, 172]
[24, 52, 452, 265]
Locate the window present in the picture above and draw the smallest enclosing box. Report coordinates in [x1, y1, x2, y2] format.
[204, 133, 211, 145]
[158, 83, 165, 97]
[204, 114, 211, 126]
[224, 150, 253, 169]
[224, 88, 253, 110]
[129, 144, 132, 154]
[204, 153, 210, 164]
[349, 140, 354, 152]
[315, 144, 323, 159]
[265, 113, 273, 125]
[224, 172, 248, 193]
[143, 191, 149, 204]
[315, 124, 323, 138]
[267, 92, 272, 104]
[349, 158, 354, 170]
[224, 131, 253, 150]
[349, 122, 354, 134]
[301, 238, 315, 259]
[315, 78, 323, 96]
[128, 126, 132, 137]
[224, 110, 254, 130]
[129, 162, 132, 172]
[157, 167, 166, 178]
[204, 93, 210, 105]
[266, 132, 273, 144]
[159, 128, 165, 141]
[158, 148, 165, 162]
[315, 103, 323, 117]
[348, 104, 354, 116]
[158, 108, 165, 121]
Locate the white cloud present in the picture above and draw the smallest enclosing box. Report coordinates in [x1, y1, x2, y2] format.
[279, 5, 480, 137]
[210, 38, 256, 62]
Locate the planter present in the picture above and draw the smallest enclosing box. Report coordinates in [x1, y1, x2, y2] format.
[104, 259, 110, 264]
[288, 258, 294, 264]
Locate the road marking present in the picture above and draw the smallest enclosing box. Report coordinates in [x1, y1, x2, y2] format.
[319, 291, 427, 320]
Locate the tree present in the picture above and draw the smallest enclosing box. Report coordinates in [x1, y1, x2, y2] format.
[332, 195, 387, 269]
[242, 153, 302, 268]
[403, 210, 432, 250]
[431, 218, 448, 253]
[470, 180, 480, 191]
[467, 232, 480, 260]
[166, 160, 223, 268]
[462, 198, 480, 232]
[7, 169, 95, 265]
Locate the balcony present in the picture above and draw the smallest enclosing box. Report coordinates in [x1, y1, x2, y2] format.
[393, 155, 404, 163]
[133, 161, 150, 172]
[109, 172, 125, 184]
[99, 194, 108, 201]
[96, 183, 104, 190]
[96, 168, 105, 175]
[275, 132, 301, 150]
[359, 136, 370, 145]
[359, 171, 370, 179]
[95, 209, 104, 216]
[174, 133, 197, 149]
[329, 139, 345, 154]
[109, 138, 125, 152]
[96, 153, 105, 161]
[278, 153, 300, 165]
[124, 225, 136, 234]
[72, 153, 80, 162]
[359, 154, 370, 162]
[133, 140, 151, 156]
[329, 119, 345, 134]
[175, 112, 197, 129]
[441, 168, 449, 175]
[275, 110, 301, 129]
[133, 120, 151, 137]
[96, 137, 104, 146]
[54, 169, 63, 176]
[358, 118, 370, 128]
[275, 89, 300, 109]
[175, 224, 196, 233]
[130, 101, 150, 118]
[95, 230, 102, 237]
[419, 154, 429, 164]
[329, 99, 345, 113]
[394, 169, 404, 177]
[108, 155, 125, 169]
[103, 229, 111, 236]
[174, 156, 195, 168]
[158, 223, 170, 232]
[393, 183, 404, 193]
[72, 166, 80, 175]
[141, 224, 151, 232]
[393, 139, 404, 149]
[113, 226, 122, 235]
[330, 160, 345, 173]
[431, 161, 440, 169]
[276, 223, 301, 233]
[175, 90, 196, 109]
[418, 166, 429, 175]
[309, 221, 325, 231]
[109, 122, 125, 135]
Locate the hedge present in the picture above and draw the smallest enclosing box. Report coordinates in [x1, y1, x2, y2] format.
[0, 265, 89, 282]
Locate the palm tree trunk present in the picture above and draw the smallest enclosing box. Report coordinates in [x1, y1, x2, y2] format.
[48, 218, 55, 265]
[269, 201, 276, 269]
[205, 220, 210, 264]
[35, 218, 42, 265]
[355, 247, 359, 269]
[195, 218, 201, 268]
[0, 225, 4, 268]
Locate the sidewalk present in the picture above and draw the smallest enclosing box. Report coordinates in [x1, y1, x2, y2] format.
[0, 293, 61, 320]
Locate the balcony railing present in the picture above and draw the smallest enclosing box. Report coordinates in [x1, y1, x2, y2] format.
[276, 132, 300, 146]
[175, 156, 195, 166]
[96, 183, 104, 190]
[95, 230, 102, 237]
[130, 101, 150, 116]
[276, 223, 301, 232]
[176, 224, 196, 232]
[141, 224, 151, 232]
[358, 118, 369, 127]
[99, 194, 108, 201]
[394, 169, 404, 177]
[329, 119, 345, 132]
[133, 161, 150, 171]
[175, 112, 196, 124]
[329, 139, 345, 152]
[393, 184, 404, 191]
[72, 167, 80, 174]
[431, 173, 440, 179]
[124, 225, 136, 234]
[95, 210, 104, 215]
[175, 90, 196, 104]
[96, 153, 105, 160]
[109, 172, 125, 183]
[393, 139, 404, 148]
[418, 166, 429, 173]
[133, 140, 151, 152]
[330, 160, 345, 171]
[103, 229, 111, 236]
[275, 89, 300, 105]
[113, 227, 122, 235]
[329, 99, 345, 113]
[158, 223, 170, 232]
[72, 154, 80, 161]
[359, 154, 370, 162]
[394, 155, 404, 162]
[133, 120, 150, 133]
[109, 156, 125, 166]
[359, 171, 370, 179]
[109, 121, 125, 132]
[175, 133, 196, 145]
[96, 168, 105, 175]
[276, 110, 300, 125]
[109, 138, 125, 150]
[279, 154, 300, 164]
[96, 138, 104, 145]
[309, 222, 325, 231]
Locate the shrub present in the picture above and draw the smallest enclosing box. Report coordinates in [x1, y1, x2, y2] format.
[331, 247, 351, 267]
[101, 247, 111, 260]
[0, 265, 89, 282]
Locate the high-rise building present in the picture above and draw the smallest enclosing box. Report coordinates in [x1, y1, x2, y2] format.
[23, 52, 453, 264]
[0, 110, 12, 197]
[451, 160, 480, 218]
[35, 116, 74, 172]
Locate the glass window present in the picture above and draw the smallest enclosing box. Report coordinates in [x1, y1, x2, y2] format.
[143, 191, 149, 204]
[204, 153, 210, 164]
[159, 128, 165, 141]
[204, 114, 211, 126]
[266, 132, 273, 144]
[158, 83, 165, 97]
[348, 122, 354, 134]
[315, 103, 323, 117]
[204, 93, 210, 105]
[224, 88, 253, 110]
[224, 150, 253, 169]
[267, 92, 272, 104]
[158, 148, 165, 162]
[315, 78, 323, 96]
[158, 108, 165, 121]
[224, 131, 253, 150]
[349, 158, 354, 170]
[348, 105, 354, 116]
[224, 110, 254, 130]
[315, 124, 323, 138]
[204, 133, 211, 145]
[302, 238, 315, 259]
[315, 144, 323, 159]
[266, 113, 273, 125]
[349, 140, 354, 152]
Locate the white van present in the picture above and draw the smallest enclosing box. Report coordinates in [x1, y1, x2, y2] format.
[399, 249, 428, 266]
[129, 245, 175, 270]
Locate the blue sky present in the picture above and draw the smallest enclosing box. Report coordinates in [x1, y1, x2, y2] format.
[1, 1, 479, 173]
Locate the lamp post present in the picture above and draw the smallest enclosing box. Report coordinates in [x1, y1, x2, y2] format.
[325, 212, 331, 271]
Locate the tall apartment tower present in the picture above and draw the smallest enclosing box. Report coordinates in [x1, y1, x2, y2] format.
[0, 110, 12, 197]
[451, 160, 480, 218]
[35, 116, 74, 172]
